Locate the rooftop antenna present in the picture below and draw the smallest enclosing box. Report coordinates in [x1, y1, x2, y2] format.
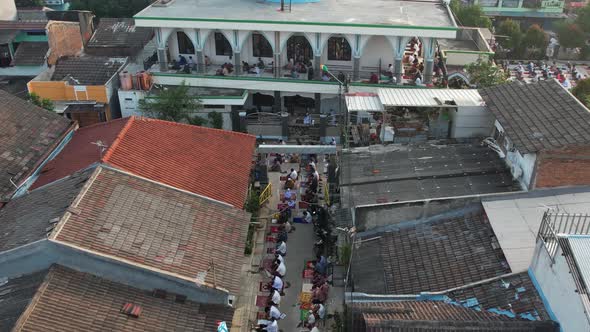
[91, 140, 108, 158]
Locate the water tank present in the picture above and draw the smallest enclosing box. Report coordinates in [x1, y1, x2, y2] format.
[138, 71, 151, 91]
[119, 71, 133, 91]
[0, 0, 17, 21]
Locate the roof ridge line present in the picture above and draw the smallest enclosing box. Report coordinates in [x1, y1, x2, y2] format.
[50, 238, 230, 294]
[134, 116, 257, 139]
[101, 116, 135, 163]
[423, 270, 528, 295]
[100, 163, 239, 209]
[74, 116, 129, 131]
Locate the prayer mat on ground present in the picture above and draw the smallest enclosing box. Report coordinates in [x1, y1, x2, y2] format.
[293, 217, 305, 224]
[303, 269, 314, 279]
[256, 295, 268, 307]
[299, 292, 312, 304]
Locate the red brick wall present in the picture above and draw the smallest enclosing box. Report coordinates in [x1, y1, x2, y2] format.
[535, 145, 590, 188]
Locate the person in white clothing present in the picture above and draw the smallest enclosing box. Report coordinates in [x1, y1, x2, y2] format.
[303, 211, 312, 224]
[256, 318, 278, 332]
[314, 303, 326, 319]
[270, 275, 283, 293]
[276, 241, 287, 256]
[266, 305, 282, 320]
[269, 289, 281, 306]
[275, 260, 286, 277]
[289, 168, 298, 180]
[284, 188, 293, 200]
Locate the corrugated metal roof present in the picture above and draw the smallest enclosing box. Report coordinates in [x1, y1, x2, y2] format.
[567, 236, 590, 288]
[345, 94, 384, 112]
[378, 88, 483, 107]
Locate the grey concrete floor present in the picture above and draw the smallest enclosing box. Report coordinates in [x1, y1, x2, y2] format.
[280, 222, 315, 332]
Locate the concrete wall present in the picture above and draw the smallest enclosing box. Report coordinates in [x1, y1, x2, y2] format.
[530, 241, 590, 331]
[445, 51, 489, 66]
[355, 197, 482, 234]
[28, 81, 109, 103]
[47, 21, 84, 66]
[494, 120, 535, 190]
[449, 105, 494, 138]
[118, 89, 148, 117]
[0, 0, 17, 21]
[534, 145, 590, 189]
[359, 36, 392, 72]
[0, 240, 230, 305]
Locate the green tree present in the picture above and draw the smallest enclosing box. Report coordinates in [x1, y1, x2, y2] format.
[497, 19, 523, 53]
[556, 22, 586, 49]
[27, 93, 54, 111]
[465, 57, 507, 88]
[450, 0, 493, 28]
[572, 78, 590, 107]
[575, 3, 590, 33]
[208, 111, 224, 129]
[523, 24, 548, 49]
[69, 0, 151, 18]
[139, 81, 203, 123]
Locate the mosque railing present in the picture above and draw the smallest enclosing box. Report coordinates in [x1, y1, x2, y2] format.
[259, 182, 272, 206]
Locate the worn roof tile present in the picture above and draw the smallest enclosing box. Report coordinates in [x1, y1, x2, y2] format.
[480, 80, 590, 154]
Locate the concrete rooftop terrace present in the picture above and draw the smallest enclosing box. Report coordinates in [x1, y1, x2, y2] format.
[135, 0, 456, 29]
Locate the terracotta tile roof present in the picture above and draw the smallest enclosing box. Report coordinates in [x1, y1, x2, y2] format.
[12, 41, 48, 66]
[0, 89, 73, 201]
[33, 116, 256, 207]
[31, 118, 130, 190]
[12, 265, 234, 332]
[103, 117, 256, 207]
[352, 301, 559, 332]
[54, 167, 250, 294]
[0, 169, 92, 252]
[352, 211, 511, 294]
[480, 79, 590, 154]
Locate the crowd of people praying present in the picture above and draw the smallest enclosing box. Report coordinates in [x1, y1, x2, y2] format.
[255, 153, 330, 332]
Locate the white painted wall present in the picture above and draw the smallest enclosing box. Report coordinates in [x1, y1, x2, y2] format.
[530, 241, 590, 332]
[118, 89, 148, 117]
[0, 0, 17, 21]
[359, 36, 392, 71]
[494, 120, 536, 189]
[449, 105, 494, 138]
